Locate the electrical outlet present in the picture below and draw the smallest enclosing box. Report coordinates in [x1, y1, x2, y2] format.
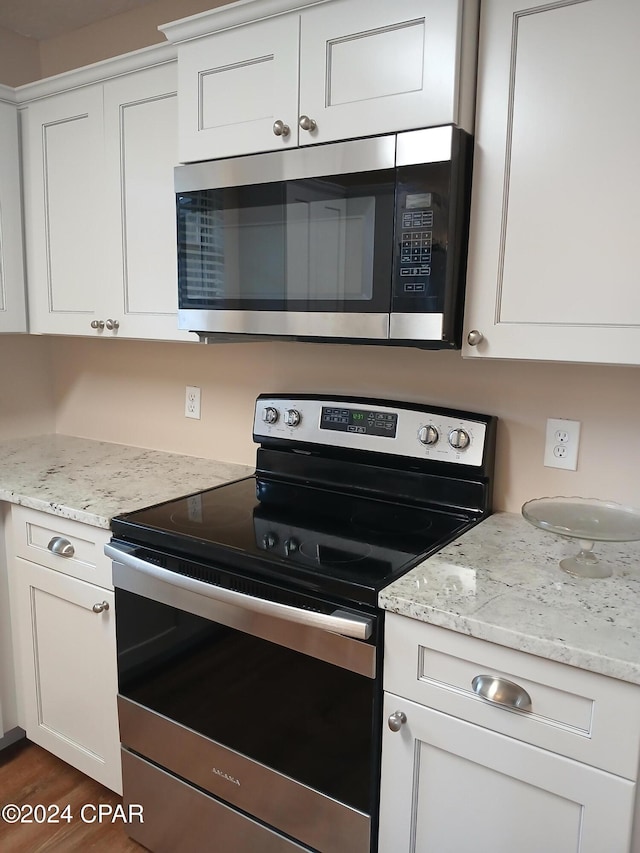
[185, 386, 201, 420]
[544, 418, 581, 470]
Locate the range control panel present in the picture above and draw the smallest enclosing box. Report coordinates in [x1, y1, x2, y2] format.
[254, 396, 491, 468]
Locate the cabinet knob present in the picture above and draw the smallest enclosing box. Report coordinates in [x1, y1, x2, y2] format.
[47, 536, 75, 558]
[92, 601, 110, 614]
[467, 329, 484, 346]
[272, 120, 290, 137]
[471, 674, 532, 712]
[105, 319, 120, 331]
[90, 319, 105, 330]
[388, 710, 407, 732]
[298, 115, 317, 132]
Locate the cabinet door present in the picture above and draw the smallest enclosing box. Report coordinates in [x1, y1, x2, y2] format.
[0, 97, 27, 333]
[177, 14, 300, 162]
[22, 86, 105, 336]
[103, 63, 194, 342]
[379, 693, 635, 853]
[9, 558, 121, 793]
[463, 0, 640, 364]
[299, 0, 474, 146]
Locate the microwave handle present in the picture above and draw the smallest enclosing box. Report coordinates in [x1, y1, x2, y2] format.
[105, 543, 373, 641]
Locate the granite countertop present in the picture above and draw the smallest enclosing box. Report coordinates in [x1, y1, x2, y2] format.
[379, 512, 640, 686]
[0, 434, 253, 528]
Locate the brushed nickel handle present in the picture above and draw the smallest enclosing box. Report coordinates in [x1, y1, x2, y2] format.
[92, 601, 110, 614]
[388, 710, 407, 732]
[105, 319, 120, 330]
[272, 120, 290, 137]
[298, 115, 317, 132]
[47, 536, 75, 558]
[467, 329, 484, 346]
[472, 674, 532, 712]
[90, 319, 105, 330]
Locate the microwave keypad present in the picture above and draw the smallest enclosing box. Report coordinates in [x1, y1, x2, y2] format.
[400, 208, 433, 291]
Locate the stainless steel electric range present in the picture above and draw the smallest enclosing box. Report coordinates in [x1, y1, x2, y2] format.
[105, 394, 496, 853]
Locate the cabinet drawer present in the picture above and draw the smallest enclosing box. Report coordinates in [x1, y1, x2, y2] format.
[384, 613, 640, 779]
[11, 506, 112, 588]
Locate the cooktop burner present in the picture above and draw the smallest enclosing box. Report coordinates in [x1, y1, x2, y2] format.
[110, 394, 496, 608]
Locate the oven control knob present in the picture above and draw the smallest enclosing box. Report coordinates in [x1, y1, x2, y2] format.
[284, 537, 300, 556]
[448, 428, 471, 451]
[284, 409, 301, 427]
[262, 406, 279, 425]
[418, 425, 439, 446]
[262, 532, 278, 550]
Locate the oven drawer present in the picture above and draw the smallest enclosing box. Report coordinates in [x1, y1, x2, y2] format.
[121, 749, 313, 853]
[118, 696, 370, 853]
[11, 505, 112, 588]
[384, 612, 640, 780]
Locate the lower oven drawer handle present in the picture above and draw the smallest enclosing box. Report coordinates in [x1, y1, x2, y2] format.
[104, 543, 373, 640]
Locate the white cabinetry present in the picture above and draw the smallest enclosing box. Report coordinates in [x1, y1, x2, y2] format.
[162, 0, 478, 163]
[379, 613, 640, 853]
[20, 48, 194, 342]
[22, 86, 105, 336]
[7, 506, 121, 793]
[0, 88, 27, 333]
[463, 0, 640, 364]
[0, 504, 19, 747]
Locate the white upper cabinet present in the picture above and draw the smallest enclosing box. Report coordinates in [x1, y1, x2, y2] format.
[102, 63, 193, 342]
[173, 14, 300, 163]
[161, 0, 479, 163]
[19, 47, 196, 342]
[22, 86, 105, 336]
[463, 0, 640, 364]
[0, 90, 28, 333]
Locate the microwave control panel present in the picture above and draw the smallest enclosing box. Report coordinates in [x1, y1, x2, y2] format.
[393, 163, 451, 313]
[398, 194, 434, 290]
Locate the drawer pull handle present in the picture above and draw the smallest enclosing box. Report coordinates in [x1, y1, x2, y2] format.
[388, 710, 407, 732]
[92, 601, 110, 614]
[47, 536, 75, 558]
[471, 675, 532, 712]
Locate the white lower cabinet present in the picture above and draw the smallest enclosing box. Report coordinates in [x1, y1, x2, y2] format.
[380, 693, 634, 853]
[379, 613, 640, 853]
[7, 507, 121, 793]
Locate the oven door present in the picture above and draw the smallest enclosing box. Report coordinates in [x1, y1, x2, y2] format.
[107, 542, 380, 853]
[175, 136, 396, 340]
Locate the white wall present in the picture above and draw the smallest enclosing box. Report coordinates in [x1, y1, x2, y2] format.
[0, 336, 56, 440]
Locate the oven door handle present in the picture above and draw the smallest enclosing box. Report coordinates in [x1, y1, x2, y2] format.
[105, 543, 373, 640]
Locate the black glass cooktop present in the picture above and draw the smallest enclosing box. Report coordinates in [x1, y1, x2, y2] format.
[111, 475, 473, 607]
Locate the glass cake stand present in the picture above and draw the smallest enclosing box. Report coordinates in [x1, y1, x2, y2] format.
[521, 496, 640, 579]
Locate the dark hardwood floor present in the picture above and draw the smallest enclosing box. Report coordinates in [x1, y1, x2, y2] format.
[0, 739, 145, 852]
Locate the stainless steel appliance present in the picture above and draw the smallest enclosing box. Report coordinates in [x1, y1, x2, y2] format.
[106, 394, 496, 853]
[175, 125, 472, 348]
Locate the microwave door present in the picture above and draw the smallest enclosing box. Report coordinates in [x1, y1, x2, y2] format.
[176, 143, 395, 340]
[285, 183, 375, 305]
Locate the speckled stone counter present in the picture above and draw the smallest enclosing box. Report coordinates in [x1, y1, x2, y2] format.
[379, 512, 640, 685]
[0, 434, 253, 529]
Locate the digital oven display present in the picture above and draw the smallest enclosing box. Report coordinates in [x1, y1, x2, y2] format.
[320, 407, 398, 438]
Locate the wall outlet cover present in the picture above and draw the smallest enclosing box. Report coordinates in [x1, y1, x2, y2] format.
[544, 418, 580, 470]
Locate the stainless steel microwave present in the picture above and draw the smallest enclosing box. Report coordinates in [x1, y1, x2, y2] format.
[175, 125, 472, 348]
